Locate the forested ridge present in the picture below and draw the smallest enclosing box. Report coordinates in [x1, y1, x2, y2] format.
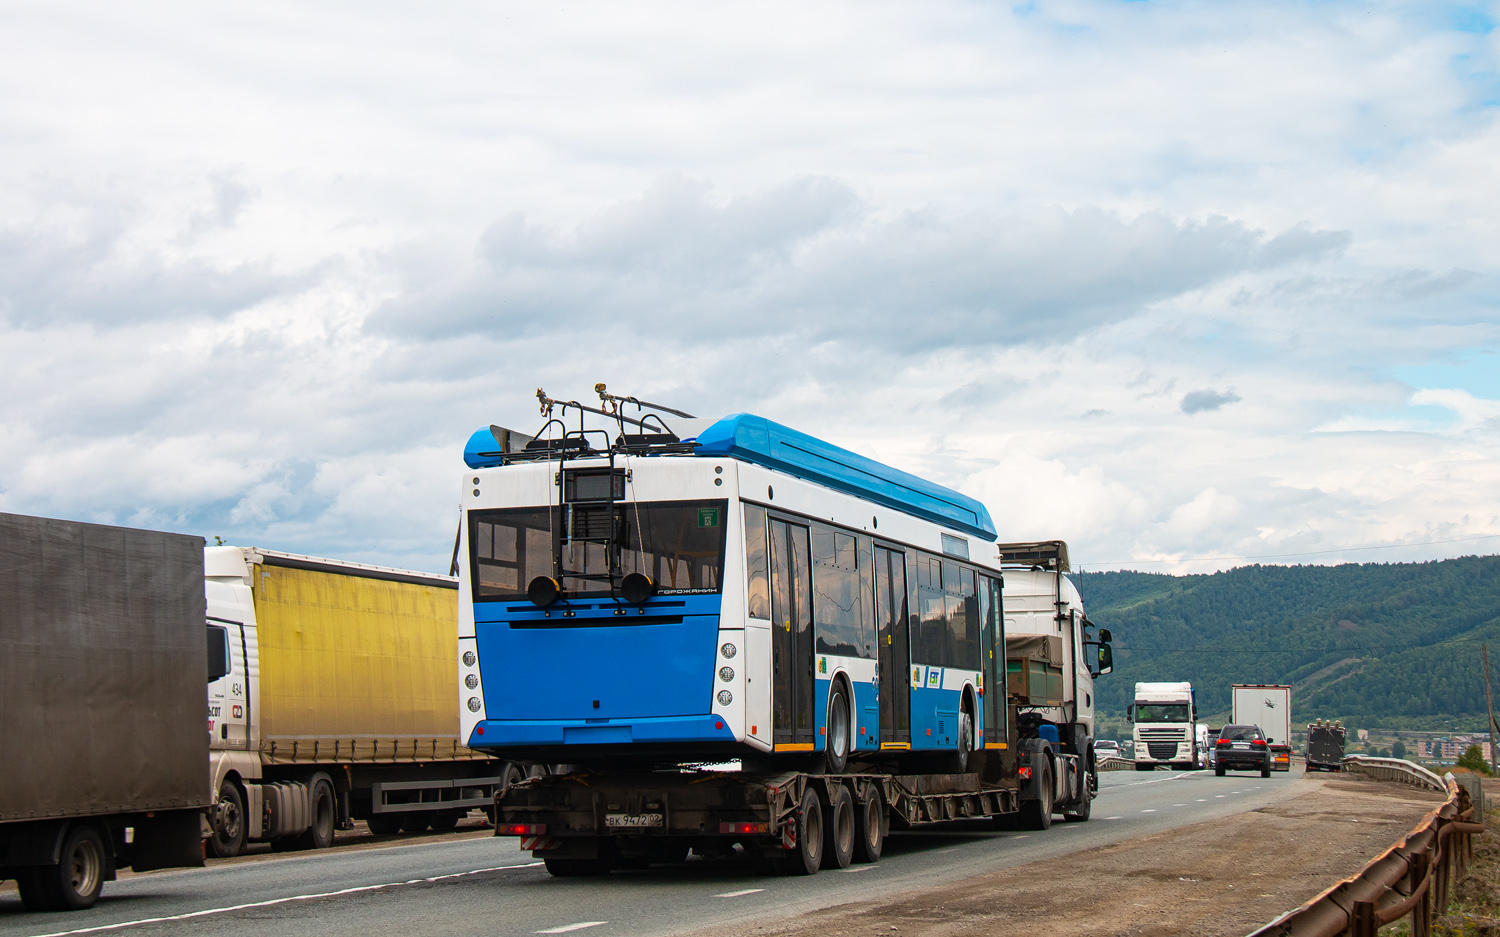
[1073, 555, 1500, 727]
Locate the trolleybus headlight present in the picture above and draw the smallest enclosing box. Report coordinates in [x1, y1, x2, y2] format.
[717, 690, 733, 706]
[462, 650, 477, 667]
[720, 642, 736, 659]
[719, 666, 734, 682]
[621, 572, 655, 605]
[467, 697, 482, 712]
[527, 576, 560, 607]
[465, 674, 479, 689]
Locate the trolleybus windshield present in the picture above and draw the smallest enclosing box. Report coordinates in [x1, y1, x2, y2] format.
[470, 500, 728, 601]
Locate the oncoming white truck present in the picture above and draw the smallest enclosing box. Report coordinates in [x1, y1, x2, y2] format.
[1129, 681, 1198, 771]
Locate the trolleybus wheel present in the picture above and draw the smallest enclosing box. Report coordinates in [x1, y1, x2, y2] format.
[851, 783, 884, 863]
[781, 787, 824, 875]
[823, 784, 855, 870]
[824, 681, 851, 774]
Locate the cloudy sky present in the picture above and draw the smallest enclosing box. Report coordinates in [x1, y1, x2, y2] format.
[2, 0, 1497, 575]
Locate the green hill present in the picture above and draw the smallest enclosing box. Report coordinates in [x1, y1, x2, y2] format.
[1072, 555, 1500, 730]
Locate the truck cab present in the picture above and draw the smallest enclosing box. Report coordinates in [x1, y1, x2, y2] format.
[1129, 681, 1197, 770]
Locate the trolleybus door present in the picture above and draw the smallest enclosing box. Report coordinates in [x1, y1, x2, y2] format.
[873, 546, 911, 745]
[770, 518, 815, 748]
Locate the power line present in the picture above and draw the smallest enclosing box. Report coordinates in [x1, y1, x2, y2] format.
[1116, 635, 1499, 654]
[1084, 533, 1500, 567]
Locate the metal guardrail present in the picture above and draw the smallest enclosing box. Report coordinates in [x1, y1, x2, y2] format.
[1097, 754, 1135, 771]
[1340, 755, 1448, 794]
[1247, 772, 1486, 937]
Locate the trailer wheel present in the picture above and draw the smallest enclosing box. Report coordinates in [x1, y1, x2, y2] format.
[19, 824, 106, 912]
[781, 787, 824, 875]
[428, 810, 462, 831]
[209, 781, 247, 858]
[823, 785, 855, 870]
[366, 813, 403, 835]
[293, 775, 337, 850]
[852, 784, 884, 863]
[1019, 761, 1053, 831]
[823, 681, 851, 774]
[400, 813, 432, 833]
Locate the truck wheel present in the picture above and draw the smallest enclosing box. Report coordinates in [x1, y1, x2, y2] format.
[852, 784, 884, 863]
[400, 813, 432, 833]
[1063, 769, 1093, 823]
[823, 681, 851, 774]
[293, 776, 336, 850]
[429, 810, 462, 831]
[1215, 765, 1225, 777]
[209, 781, 247, 858]
[1134, 763, 1152, 772]
[781, 787, 824, 875]
[1019, 761, 1053, 831]
[822, 785, 855, 870]
[366, 813, 403, 835]
[20, 824, 106, 911]
[543, 857, 615, 876]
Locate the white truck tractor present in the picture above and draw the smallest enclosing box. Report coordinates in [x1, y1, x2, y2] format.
[1129, 681, 1198, 770]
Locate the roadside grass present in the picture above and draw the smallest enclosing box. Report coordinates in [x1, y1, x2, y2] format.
[1379, 807, 1499, 936]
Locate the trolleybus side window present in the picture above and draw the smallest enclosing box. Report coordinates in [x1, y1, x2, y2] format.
[743, 502, 770, 619]
[472, 508, 552, 599]
[915, 553, 947, 666]
[811, 522, 868, 659]
[945, 561, 980, 670]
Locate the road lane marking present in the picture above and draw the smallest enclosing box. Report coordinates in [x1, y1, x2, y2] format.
[1196, 799, 1206, 802]
[1104, 816, 1123, 820]
[841, 866, 874, 872]
[714, 888, 765, 898]
[537, 924, 607, 934]
[1110, 772, 1192, 788]
[1173, 804, 1186, 807]
[22, 863, 544, 937]
[1141, 809, 1157, 813]
[1215, 795, 1225, 798]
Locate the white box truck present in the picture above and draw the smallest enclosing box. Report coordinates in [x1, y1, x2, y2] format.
[1231, 684, 1292, 772]
[1130, 681, 1198, 770]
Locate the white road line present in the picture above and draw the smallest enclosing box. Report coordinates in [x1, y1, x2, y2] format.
[841, 866, 874, 872]
[24, 863, 543, 937]
[1196, 799, 1207, 802]
[714, 888, 765, 898]
[1173, 803, 1186, 807]
[1141, 809, 1157, 813]
[1215, 795, 1225, 798]
[1103, 816, 1123, 820]
[1110, 772, 1193, 788]
[537, 924, 608, 934]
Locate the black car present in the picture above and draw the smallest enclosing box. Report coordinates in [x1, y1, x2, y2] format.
[1215, 724, 1271, 777]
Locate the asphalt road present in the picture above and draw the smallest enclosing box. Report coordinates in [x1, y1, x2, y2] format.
[0, 767, 1311, 937]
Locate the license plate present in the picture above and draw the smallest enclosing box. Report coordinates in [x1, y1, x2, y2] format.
[1234, 743, 1249, 749]
[605, 813, 663, 829]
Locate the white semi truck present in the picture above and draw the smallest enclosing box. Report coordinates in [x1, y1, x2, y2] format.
[1130, 681, 1198, 770]
[1231, 684, 1292, 772]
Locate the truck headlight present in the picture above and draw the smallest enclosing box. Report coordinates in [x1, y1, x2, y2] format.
[467, 697, 482, 712]
[465, 674, 479, 689]
[462, 650, 477, 667]
[719, 666, 734, 682]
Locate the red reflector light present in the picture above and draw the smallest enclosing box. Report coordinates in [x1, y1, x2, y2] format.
[1018, 766, 1032, 780]
[497, 823, 545, 836]
[719, 822, 771, 835]
[716, 721, 723, 730]
[476, 727, 484, 736]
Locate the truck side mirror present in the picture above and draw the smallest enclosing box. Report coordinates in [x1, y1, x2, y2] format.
[1126, 703, 1134, 724]
[1099, 628, 1112, 643]
[1097, 643, 1114, 676]
[207, 625, 231, 683]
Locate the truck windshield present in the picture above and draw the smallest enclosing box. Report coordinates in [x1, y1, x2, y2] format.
[470, 500, 727, 601]
[1135, 703, 1190, 723]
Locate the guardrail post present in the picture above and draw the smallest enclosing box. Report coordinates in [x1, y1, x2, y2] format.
[1409, 851, 1430, 937]
[1350, 900, 1376, 937]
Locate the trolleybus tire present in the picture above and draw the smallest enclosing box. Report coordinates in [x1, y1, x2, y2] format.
[823, 784, 855, 870]
[781, 787, 824, 875]
[824, 682, 852, 774]
[852, 784, 884, 863]
[1019, 761, 1053, 831]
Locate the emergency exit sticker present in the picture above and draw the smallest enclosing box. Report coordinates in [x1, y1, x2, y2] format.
[697, 508, 720, 528]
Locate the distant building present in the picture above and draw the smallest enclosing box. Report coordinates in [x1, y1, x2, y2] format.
[1358, 729, 1370, 741]
[1416, 737, 1491, 761]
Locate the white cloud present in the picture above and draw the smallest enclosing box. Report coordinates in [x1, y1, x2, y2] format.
[0, 0, 1497, 573]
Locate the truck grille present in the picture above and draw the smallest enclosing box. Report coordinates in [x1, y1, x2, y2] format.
[1147, 743, 1180, 760]
[1139, 727, 1187, 741]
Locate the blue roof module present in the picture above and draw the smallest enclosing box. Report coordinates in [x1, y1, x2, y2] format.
[693, 414, 997, 541]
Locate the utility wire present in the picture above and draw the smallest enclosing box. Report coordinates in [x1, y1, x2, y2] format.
[1084, 533, 1500, 567]
[1116, 635, 1500, 654]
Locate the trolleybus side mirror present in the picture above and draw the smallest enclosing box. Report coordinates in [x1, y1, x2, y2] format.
[528, 576, 561, 608]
